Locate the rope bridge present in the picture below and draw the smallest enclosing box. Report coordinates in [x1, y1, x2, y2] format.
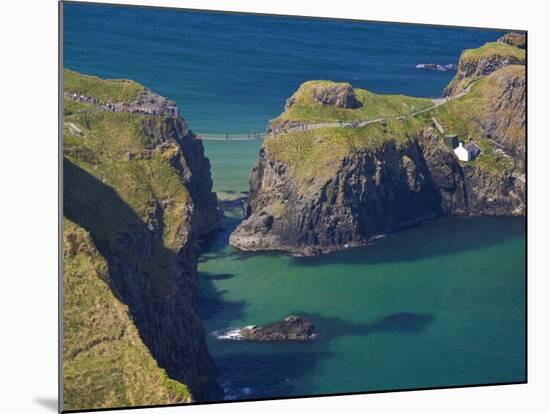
[195, 132, 265, 141]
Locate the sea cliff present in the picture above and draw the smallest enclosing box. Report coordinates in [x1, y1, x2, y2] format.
[230, 35, 526, 256]
[62, 70, 222, 410]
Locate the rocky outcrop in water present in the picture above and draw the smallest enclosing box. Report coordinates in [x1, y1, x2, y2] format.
[230, 40, 526, 256]
[239, 316, 315, 341]
[230, 128, 524, 255]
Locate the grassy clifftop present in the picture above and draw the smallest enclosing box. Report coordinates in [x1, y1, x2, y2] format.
[459, 41, 525, 62]
[63, 75, 191, 252]
[63, 70, 212, 409]
[443, 38, 525, 97]
[264, 64, 524, 184]
[270, 80, 433, 127]
[63, 219, 191, 410]
[64, 69, 145, 103]
[265, 117, 424, 183]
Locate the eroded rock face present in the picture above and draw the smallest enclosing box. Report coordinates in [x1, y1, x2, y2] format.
[230, 134, 445, 256]
[443, 47, 525, 97]
[311, 83, 362, 109]
[417, 130, 525, 216]
[239, 316, 315, 341]
[480, 66, 526, 162]
[498, 32, 526, 49]
[230, 126, 525, 256]
[64, 120, 223, 401]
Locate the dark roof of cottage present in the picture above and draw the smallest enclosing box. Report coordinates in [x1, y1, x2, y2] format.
[465, 141, 480, 150]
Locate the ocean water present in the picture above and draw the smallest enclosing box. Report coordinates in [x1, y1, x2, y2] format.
[63, 3, 525, 401]
[199, 213, 525, 399]
[64, 3, 507, 134]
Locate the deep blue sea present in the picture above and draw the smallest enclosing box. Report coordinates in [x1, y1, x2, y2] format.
[63, 3, 525, 403]
[63, 3, 507, 134]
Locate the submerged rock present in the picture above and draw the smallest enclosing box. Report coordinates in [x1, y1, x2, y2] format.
[239, 316, 315, 341]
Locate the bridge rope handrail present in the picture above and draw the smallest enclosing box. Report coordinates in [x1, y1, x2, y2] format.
[194, 132, 265, 140]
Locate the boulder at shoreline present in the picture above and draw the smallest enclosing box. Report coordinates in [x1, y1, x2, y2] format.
[239, 316, 315, 341]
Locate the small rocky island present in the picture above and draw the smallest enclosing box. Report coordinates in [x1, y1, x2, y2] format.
[239, 316, 315, 341]
[230, 32, 526, 256]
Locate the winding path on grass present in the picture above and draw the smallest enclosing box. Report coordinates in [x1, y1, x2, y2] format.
[267, 86, 472, 136]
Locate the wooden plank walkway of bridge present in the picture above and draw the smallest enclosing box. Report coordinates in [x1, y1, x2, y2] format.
[195, 133, 265, 141]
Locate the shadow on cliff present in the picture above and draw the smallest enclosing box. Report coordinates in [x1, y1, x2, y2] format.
[199, 212, 268, 264]
[198, 271, 247, 321]
[199, 214, 242, 263]
[292, 215, 524, 267]
[63, 158, 221, 400]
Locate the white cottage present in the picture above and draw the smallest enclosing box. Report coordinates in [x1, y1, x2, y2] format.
[454, 142, 469, 161]
[454, 141, 480, 161]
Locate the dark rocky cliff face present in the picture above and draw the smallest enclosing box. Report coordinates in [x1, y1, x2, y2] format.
[498, 32, 526, 49]
[417, 130, 525, 216]
[231, 135, 444, 255]
[64, 71, 223, 404]
[477, 66, 526, 162]
[230, 41, 525, 256]
[142, 116, 221, 239]
[443, 39, 525, 97]
[230, 127, 524, 256]
[116, 119, 222, 399]
[64, 118, 223, 401]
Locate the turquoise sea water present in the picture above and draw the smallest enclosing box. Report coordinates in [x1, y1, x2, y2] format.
[63, 3, 525, 401]
[199, 141, 525, 399]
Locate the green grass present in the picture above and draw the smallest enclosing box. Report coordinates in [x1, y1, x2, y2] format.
[63, 219, 192, 411]
[432, 65, 525, 145]
[471, 138, 516, 176]
[266, 65, 524, 184]
[63, 71, 198, 409]
[265, 116, 424, 183]
[63, 93, 191, 251]
[64, 98, 97, 115]
[63, 98, 164, 157]
[460, 41, 525, 62]
[269, 200, 285, 216]
[445, 41, 525, 95]
[64, 68, 145, 103]
[270, 80, 433, 127]
[160, 370, 191, 401]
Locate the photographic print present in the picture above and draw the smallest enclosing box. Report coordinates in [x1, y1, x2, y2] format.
[61, 2, 526, 411]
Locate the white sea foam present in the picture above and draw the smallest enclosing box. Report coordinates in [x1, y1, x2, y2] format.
[210, 328, 244, 340]
[370, 234, 387, 241]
